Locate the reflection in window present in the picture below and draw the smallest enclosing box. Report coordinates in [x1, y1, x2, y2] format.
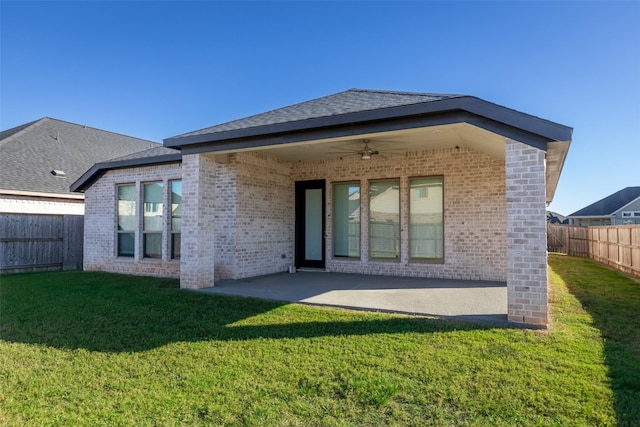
[171, 180, 182, 259]
[369, 180, 400, 259]
[143, 182, 163, 258]
[333, 182, 360, 258]
[117, 184, 135, 257]
[410, 177, 443, 260]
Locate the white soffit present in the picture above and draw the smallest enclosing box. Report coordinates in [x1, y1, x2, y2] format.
[222, 123, 506, 162]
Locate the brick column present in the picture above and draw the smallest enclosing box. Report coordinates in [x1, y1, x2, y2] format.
[180, 153, 217, 289]
[506, 139, 548, 327]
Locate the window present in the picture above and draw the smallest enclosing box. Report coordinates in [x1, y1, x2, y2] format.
[369, 179, 400, 259]
[117, 184, 136, 257]
[143, 182, 163, 258]
[171, 180, 182, 259]
[333, 182, 360, 258]
[410, 177, 443, 260]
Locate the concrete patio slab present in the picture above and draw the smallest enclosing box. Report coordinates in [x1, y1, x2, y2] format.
[195, 271, 508, 326]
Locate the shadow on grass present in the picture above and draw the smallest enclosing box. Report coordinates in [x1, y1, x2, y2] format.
[0, 271, 488, 354]
[549, 254, 640, 426]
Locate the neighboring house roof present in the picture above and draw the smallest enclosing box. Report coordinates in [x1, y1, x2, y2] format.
[164, 88, 573, 152]
[569, 187, 640, 217]
[0, 117, 159, 198]
[71, 146, 181, 193]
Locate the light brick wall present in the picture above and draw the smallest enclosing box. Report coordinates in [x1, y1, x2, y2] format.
[506, 139, 548, 326]
[0, 194, 84, 215]
[230, 152, 294, 279]
[292, 146, 507, 281]
[83, 163, 182, 278]
[180, 153, 217, 288]
[84, 143, 535, 297]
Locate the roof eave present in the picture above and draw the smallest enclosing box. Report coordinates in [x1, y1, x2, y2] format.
[0, 188, 85, 200]
[71, 153, 182, 193]
[611, 196, 640, 215]
[164, 96, 573, 150]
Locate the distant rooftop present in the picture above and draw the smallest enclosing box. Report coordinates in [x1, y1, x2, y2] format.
[0, 117, 159, 196]
[569, 187, 640, 217]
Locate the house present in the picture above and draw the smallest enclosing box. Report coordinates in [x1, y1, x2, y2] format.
[568, 186, 640, 226]
[71, 89, 573, 327]
[0, 117, 158, 214]
[546, 211, 567, 224]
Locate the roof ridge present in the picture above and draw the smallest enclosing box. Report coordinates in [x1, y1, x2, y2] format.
[170, 91, 355, 139]
[37, 117, 159, 144]
[347, 88, 467, 98]
[169, 88, 466, 140]
[0, 117, 47, 147]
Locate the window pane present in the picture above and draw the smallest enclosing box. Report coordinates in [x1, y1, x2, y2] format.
[117, 185, 136, 231]
[143, 182, 163, 231]
[117, 233, 135, 257]
[143, 233, 162, 259]
[171, 233, 181, 260]
[410, 177, 443, 260]
[171, 180, 182, 232]
[333, 182, 360, 257]
[369, 180, 400, 259]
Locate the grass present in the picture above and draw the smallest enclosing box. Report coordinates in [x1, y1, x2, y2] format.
[0, 254, 638, 426]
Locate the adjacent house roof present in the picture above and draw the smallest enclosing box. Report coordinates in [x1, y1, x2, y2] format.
[569, 187, 640, 217]
[164, 88, 573, 153]
[0, 117, 159, 198]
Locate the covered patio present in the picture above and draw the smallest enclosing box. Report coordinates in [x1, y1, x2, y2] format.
[196, 271, 509, 326]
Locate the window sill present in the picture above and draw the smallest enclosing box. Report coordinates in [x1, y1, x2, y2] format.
[410, 258, 444, 264]
[369, 257, 401, 263]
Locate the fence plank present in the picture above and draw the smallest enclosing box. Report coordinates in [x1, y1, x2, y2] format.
[0, 213, 84, 274]
[63, 215, 84, 270]
[547, 223, 640, 278]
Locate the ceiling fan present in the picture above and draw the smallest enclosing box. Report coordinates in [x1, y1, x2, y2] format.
[327, 139, 402, 160]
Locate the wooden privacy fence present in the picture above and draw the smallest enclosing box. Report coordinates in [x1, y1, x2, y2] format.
[547, 224, 640, 278]
[0, 213, 83, 274]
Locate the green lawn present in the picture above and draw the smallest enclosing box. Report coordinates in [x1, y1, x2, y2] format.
[1, 254, 638, 426]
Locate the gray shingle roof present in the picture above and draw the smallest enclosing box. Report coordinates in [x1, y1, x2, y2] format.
[569, 187, 640, 217]
[107, 146, 180, 162]
[0, 117, 159, 195]
[70, 146, 181, 193]
[172, 89, 464, 139]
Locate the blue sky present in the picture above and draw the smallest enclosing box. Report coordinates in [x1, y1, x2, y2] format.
[1, 1, 638, 216]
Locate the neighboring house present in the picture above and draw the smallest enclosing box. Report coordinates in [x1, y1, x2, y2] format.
[72, 89, 573, 327]
[546, 211, 567, 224]
[0, 117, 158, 214]
[568, 187, 640, 226]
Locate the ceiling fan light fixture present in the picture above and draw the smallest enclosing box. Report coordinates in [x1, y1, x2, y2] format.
[361, 153, 371, 160]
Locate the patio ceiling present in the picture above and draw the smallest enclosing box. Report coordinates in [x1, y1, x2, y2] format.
[213, 123, 507, 162]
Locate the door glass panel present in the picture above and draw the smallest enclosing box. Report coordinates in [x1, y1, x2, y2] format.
[305, 188, 323, 261]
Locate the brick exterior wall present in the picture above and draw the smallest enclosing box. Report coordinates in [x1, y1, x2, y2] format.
[505, 139, 548, 326]
[83, 163, 182, 278]
[180, 153, 217, 288]
[292, 146, 507, 281]
[85, 146, 509, 285]
[0, 194, 84, 215]
[231, 152, 294, 279]
[83, 141, 552, 327]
